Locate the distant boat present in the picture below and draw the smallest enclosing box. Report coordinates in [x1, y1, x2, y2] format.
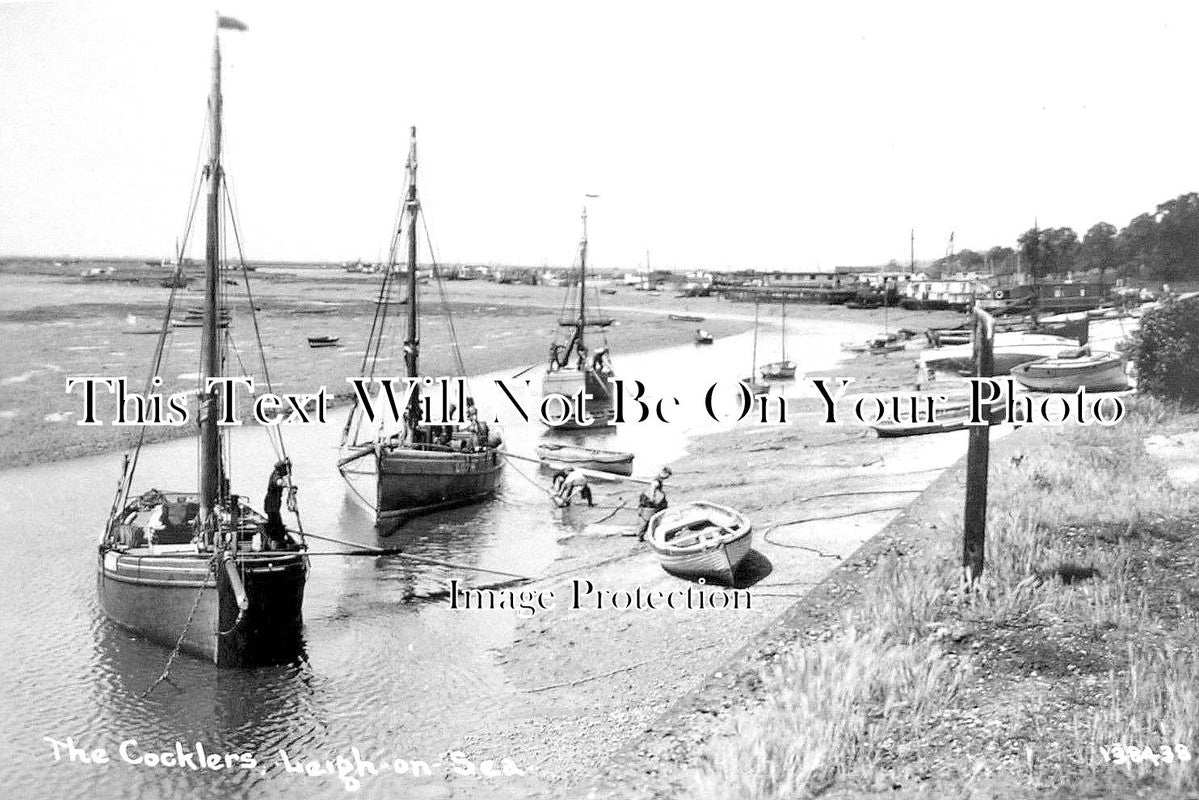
[669, 313, 705, 322]
[535, 443, 634, 476]
[921, 332, 1081, 377]
[695, 328, 713, 345]
[600, 288, 617, 295]
[742, 302, 769, 394]
[759, 302, 797, 380]
[172, 318, 228, 329]
[1011, 348, 1129, 392]
[647, 501, 753, 585]
[543, 199, 618, 429]
[307, 335, 340, 348]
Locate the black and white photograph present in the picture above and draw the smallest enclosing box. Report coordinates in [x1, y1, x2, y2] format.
[3, 2, 1199, 798]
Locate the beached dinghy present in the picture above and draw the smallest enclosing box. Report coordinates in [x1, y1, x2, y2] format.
[695, 328, 714, 344]
[647, 502, 753, 585]
[1010, 348, 1129, 392]
[307, 335, 340, 348]
[669, 312, 705, 322]
[338, 129, 504, 529]
[536, 443, 634, 475]
[99, 19, 308, 668]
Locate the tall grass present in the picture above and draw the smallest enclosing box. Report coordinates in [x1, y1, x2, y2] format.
[688, 399, 1199, 797]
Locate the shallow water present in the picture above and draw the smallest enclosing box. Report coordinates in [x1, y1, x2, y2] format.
[0, 314, 870, 799]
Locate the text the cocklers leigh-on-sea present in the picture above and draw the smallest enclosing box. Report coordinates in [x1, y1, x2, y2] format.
[64, 375, 1128, 428]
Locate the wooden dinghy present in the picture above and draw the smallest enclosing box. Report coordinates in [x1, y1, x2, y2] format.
[695, 328, 714, 344]
[760, 360, 797, 380]
[536, 443, 634, 475]
[1010, 348, 1129, 392]
[647, 501, 753, 585]
[871, 402, 974, 438]
[307, 335, 340, 348]
[669, 313, 705, 322]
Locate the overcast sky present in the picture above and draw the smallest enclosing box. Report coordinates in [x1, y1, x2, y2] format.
[2, 1, 1198, 270]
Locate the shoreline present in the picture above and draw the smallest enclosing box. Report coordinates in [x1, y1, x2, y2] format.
[1, 268, 961, 470]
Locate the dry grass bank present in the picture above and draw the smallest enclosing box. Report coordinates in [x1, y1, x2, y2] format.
[688, 398, 1199, 799]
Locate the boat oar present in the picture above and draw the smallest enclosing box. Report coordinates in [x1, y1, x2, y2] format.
[511, 363, 540, 380]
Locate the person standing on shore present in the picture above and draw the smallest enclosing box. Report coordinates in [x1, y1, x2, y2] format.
[637, 467, 671, 539]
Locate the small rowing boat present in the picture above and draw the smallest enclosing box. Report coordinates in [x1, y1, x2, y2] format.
[1010, 348, 1129, 392]
[647, 501, 753, 585]
[669, 313, 705, 322]
[307, 335, 340, 348]
[695, 328, 714, 344]
[535, 443, 634, 475]
[871, 402, 974, 437]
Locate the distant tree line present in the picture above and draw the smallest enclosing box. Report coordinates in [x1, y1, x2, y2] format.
[930, 192, 1199, 284]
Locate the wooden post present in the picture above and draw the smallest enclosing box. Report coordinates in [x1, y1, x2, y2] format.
[962, 306, 995, 585]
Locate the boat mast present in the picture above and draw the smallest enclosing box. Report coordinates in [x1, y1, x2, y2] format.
[577, 204, 588, 352]
[751, 301, 760, 375]
[781, 302, 787, 361]
[199, 31, 224, 524]
[404, 127, 421, 430]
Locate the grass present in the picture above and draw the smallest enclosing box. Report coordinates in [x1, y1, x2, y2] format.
[688, 397, 1199, 798]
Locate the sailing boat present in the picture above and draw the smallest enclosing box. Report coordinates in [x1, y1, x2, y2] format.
[759, 302, 797, 379]
[338, 128, 504, 529]
[97, 18, 308, 668]
[741, 302, 770, 395]
[543, 200, 617, 428]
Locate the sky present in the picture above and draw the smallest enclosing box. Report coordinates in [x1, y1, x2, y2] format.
[2, 1, 1199, 270]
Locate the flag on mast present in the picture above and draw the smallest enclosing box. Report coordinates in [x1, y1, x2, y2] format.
[217, 15, 248, 31]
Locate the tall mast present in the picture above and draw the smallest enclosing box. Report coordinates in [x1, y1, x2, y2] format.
[909, 228, 915, 271]
[578, 204, 588, 350]
[404, 127, 421, 428]
[781, 302, 787, 361]
[199, 31, 224, 523]
[751, 301, 759, 375]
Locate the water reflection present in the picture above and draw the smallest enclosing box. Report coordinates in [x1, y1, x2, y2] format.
[0, 314, 870, 798]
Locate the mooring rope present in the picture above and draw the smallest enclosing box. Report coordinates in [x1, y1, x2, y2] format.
[143, 560, 213, 697]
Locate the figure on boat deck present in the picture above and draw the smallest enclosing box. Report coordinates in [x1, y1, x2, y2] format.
[637, 467, 672, 540]
[263, 459, 291, 547]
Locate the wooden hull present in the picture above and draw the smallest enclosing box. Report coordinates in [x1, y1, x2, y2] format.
[760, 360, 797, 379]
[668, 313, 705, 322]
[542, 368, 615, 429]
[536, 444, 634, 475]
[97, 549, 307, 667]
[1010, 353, 1129, 392]
[376, 446, 504, 526]
[648, 502, 754, 585]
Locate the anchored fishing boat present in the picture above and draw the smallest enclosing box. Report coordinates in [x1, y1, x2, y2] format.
[543, 198, 618, 428]
[307, 335, 339, 348]
[741, 302, 770, 394]
[1010, 347, 1129, 392]
[759, 302, 797, 380]
[338, 128, 503, 530]
[535, 443, 634, 476]
[647, 502, 754, 585]
[98, 18, 308, 668]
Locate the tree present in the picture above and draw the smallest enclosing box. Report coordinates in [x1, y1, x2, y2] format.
[1117, 213, 1159, 278]
[1017, 227, 1079, 277]
[1153, 193, 1199, 282]
[1080, 222, 1117, 282]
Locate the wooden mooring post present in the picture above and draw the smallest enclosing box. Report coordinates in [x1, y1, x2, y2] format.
[962, 305, 996, 586]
